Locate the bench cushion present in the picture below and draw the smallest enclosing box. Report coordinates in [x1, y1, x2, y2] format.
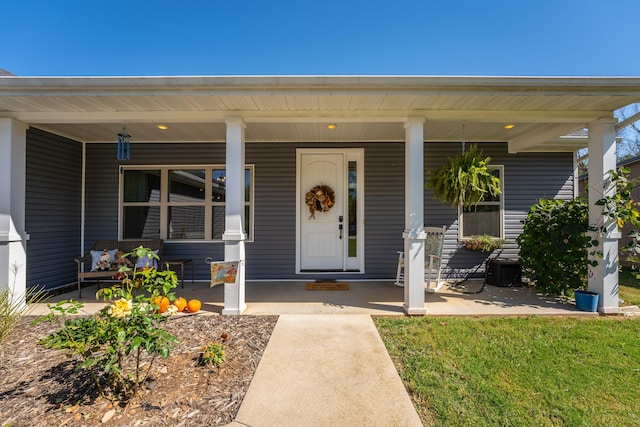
[90, 249, 118, 271]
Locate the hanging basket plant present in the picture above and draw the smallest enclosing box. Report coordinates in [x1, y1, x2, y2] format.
[305, 184, 335, 219]
[426, 144, 501, 208]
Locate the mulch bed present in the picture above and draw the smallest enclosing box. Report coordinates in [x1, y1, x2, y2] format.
[0, 314, 278, 426]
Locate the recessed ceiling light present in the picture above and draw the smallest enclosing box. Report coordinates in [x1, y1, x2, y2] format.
[327, 124, 337, 129]
[158, 125, 169, 130]
[504, 124, 515, 129]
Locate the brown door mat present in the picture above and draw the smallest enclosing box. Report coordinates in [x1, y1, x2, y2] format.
[305, 282, 349, 290]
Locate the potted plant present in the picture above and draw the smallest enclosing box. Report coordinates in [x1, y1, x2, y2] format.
[464, 234, 504, 252]
[574, 288, 599, 312]
[426, 144, 501, 208]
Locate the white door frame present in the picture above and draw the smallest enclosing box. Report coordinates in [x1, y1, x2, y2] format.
[296, 148, 365, 274]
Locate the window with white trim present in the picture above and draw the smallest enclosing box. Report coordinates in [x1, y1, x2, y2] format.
[120, 165, 253, 241]
[459, 166, 503, 239]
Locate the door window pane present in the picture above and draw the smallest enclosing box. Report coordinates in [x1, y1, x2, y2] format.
[348, 161, 358, 257]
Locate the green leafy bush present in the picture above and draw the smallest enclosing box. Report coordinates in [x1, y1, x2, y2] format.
[518, 168, 640, 296]
[517, 198, 598, 296]
[33, 247, 179, 401]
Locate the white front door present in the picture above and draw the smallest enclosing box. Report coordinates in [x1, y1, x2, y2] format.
[299, 152, 345, 270]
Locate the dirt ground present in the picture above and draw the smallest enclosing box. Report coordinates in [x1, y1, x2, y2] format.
[0, 314, 278, 426]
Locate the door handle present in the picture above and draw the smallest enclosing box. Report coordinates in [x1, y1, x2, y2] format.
[339, 224, 343, 239]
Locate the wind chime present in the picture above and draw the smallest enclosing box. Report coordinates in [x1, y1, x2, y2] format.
[117, 125, 131, 160]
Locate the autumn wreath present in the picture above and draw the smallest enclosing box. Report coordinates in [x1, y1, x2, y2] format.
[305, 184, 335, 219]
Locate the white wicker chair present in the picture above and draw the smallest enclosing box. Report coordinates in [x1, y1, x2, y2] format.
[395, 226, 446, 292]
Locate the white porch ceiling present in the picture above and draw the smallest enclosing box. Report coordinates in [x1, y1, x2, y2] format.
[1, 75, 640, 152]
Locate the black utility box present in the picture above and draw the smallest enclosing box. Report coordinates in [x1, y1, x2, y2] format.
[485, 258, 522, 287]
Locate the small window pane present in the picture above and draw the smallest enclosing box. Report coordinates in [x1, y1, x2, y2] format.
[169, 170, 205, 202]
[212, 170, 226, 202]
[462, 205, 500, 237]
[212, 169, 252, 203]
[123, 206, 160, 239]
[168, 206, 204, 239]
[124, 170, 160, 203]
[482, 169, 501, 202]
[212, 205, 225, 239]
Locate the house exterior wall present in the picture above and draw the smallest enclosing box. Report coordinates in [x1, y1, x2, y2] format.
[81, 141, 574, 282]
[25, 128, 82, 290]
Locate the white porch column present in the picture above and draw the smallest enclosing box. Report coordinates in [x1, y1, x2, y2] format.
[403, 117, 427, 315]
[222, 117, 247, 315]
[587, 118, 620, 313]
[0, 118, 29, 310]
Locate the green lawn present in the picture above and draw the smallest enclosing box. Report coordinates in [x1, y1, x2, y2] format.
[375, 316, 640, 427]
[619, 266, 640, 306]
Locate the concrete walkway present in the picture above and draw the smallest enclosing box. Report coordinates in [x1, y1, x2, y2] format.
[227, 314, 422, 427]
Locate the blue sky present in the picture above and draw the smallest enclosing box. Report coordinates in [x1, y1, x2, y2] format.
[2, 0, 640, 77]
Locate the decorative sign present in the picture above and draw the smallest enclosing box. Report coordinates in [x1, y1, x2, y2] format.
[210, 261, 239, 287]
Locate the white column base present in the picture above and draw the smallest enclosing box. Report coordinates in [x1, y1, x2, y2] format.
[403, 304, 428, 316]
[222, 305, 247, 316]
[0, 239, 28, 311]
[599, 307, 622, 315]
[402, 229, 427, 315]
[222, 239, 246, 315]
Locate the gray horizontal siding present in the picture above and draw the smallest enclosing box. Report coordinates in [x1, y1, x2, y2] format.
[83, 141, 574, 282]
[26, 128, 82, 290]
[362, 143, 405, 277]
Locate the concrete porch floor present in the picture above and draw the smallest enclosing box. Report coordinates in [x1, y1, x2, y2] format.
[29, 279, 596, 317]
